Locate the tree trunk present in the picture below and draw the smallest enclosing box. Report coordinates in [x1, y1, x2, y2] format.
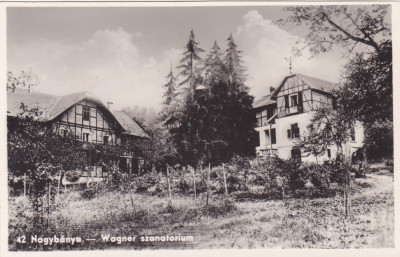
[343, 142, 352, 219]
[23, 173, 27, 197]
[206, 163, 210, 206]
[57, 170, 62, 198]
[222, 163, 228, 196]
[192, 167, 197, 199]
[166, 166, 172, 205]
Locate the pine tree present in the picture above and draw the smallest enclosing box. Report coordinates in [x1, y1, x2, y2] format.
[161, 66, 178, 122]
[225, 33, 247, 90]
[203, 40, 225, 85]
[169, 32, 257, 167]
[176, 29, 204, 101]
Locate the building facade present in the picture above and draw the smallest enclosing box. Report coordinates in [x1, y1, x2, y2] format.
[7, 89, 149, 177]
[253, 74, 364, 163]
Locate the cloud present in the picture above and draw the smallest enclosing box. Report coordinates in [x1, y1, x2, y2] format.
[234, 10, 346, 99]
[8, 28, 178, 111]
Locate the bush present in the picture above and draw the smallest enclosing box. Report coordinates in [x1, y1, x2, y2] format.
[65, 170, 81, 183]
[105, 169, 129, 192]
[81, 185, 96, 200]
[283, 158, 307, 192]
[352, 161, 370, 178]
[225, 156, 251, 193]
[323, 160, 346, 185]
[202, 198, 237, 218]
[302, 163, 330, 191]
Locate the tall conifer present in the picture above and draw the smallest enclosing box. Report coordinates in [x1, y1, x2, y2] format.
[176, 29, 204, 101]
[225, 34, 248, 91]
[161, 66, 178, 122]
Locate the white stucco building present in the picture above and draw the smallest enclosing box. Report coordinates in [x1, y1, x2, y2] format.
[253, 74, 364, 163]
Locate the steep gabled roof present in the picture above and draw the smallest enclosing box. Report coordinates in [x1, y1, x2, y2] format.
[7, 89, 148, 138]
[271, 73, 338, 98]
[252, 94, 276, 109]
[296, 73, 338, 93]
[111, 110, 149, 138]
[49, 91, 103, 120]
[7, 88, 61, 119]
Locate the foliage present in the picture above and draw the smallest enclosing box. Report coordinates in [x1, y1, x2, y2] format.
[283, 5, 393, 160]
[202, 40, 225, 84]
[281, 5, 391, 55]
[65, 170, 81, 183]
[224, 33, 247, 86]
[176, 29, 205, 101]
[160, 66, 178, 123]
[338, 42, 393, 159]
[166, 31, 257, 167]
[9, 172, 394, 250]
[7, 70, 40, 92]
[81, 185, 97, 200]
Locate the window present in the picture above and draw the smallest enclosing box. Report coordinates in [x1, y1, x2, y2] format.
[61, 129, 68, 137]
[290, 94, 298, 107]
[287, 123, 300, 139]
[291, 148, 301, 161]
[256, 109, 268, 127]
[350, 126, 356, 141]
[83, 106, 90, 121]
[327, 149, 331, 158]
[284, 93, 303, 115]
[103, 135, 109, 144]
[271, 128, 276, 144]
[83, 132, 90, 142]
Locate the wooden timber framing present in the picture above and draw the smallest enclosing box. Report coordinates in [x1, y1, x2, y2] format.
[53, 100, 124, 178]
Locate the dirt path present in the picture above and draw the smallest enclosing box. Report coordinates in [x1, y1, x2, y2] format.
[354, 172, 394, 247]
[355, 172, 394, 197]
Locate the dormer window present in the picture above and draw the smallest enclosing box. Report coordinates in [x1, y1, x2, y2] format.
[284, 92, 303, 115]
[290, 94, 298, 107]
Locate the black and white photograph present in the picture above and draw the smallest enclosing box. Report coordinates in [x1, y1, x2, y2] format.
[2, 1, 398, 254]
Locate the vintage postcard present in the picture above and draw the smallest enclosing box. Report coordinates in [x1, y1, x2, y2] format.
[1, 1, 399, 256]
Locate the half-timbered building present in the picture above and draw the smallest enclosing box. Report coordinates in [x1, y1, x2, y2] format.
[7, 88, 149, 177]
[254, 73, 364, 163]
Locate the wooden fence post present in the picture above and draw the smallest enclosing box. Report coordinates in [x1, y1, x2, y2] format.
[206, 163, 211, 206]
[23, 173, 27, 197]
[343, 143, 352, 219]
[57, 170, 62, 198]
[166, 166, 172, 204]
[192, 167, 197, 199]
[222, 164, 228, 196]
[48, 182, 51, 215]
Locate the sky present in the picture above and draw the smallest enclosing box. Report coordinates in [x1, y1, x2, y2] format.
[7, 5, 350, 111]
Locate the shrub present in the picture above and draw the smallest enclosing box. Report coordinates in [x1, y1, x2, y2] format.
[8, 173, 25, 197]
[323, 160, 346, 185]
[202, 198, 237, 218]
[225, 156, 251, 193]
[352, 161, 370, 178]
[105, 169, 129, 192]
[303, 163, 330, 191]
[65, 170, 81, 183]
[283, 158, 307, 192]
[81, 185, 96, 200]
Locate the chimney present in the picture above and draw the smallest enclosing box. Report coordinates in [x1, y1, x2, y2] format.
[107, 102, 113, 110]
[269, 87, 275, 93]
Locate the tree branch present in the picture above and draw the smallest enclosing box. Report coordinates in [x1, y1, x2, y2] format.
[321, 12, 380, 52]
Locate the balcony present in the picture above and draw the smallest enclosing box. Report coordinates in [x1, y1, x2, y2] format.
[285, 105, 303, 115]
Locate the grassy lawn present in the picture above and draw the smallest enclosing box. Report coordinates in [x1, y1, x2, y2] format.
[9, 170, 393, 250]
